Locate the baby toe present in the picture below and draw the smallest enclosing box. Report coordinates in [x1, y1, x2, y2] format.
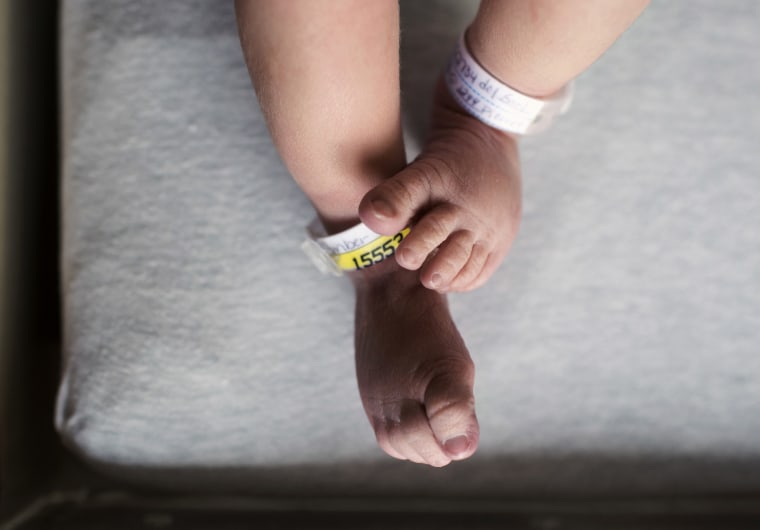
[423, 364, 479, 461]
[373, 419, 408, 461]
[448, 242, 490, 292]
[359, 166, 434, 235]
[399, 401, 452, 467]
[420, 230, 475, 291]
[395, 203, 459, 271]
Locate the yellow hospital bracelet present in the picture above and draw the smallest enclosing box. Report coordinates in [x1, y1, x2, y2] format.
[334, 228, 411, 272]
[302, 219, 411, 276]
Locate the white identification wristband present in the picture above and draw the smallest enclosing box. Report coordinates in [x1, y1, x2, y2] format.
[445, 32, 574, 135]
[302, 219, 410, 276]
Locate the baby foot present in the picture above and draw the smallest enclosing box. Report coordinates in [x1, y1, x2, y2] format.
[359, 77, 522, 293]
[351, 260, 479, 467]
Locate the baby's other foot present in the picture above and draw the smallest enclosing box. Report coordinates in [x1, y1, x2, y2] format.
[352, 261, 479, 467]
[359, 77, 522, 292]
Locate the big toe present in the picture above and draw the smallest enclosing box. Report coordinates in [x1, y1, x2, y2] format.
[359, 167, 432, 235]
[424, 366, 479, 461]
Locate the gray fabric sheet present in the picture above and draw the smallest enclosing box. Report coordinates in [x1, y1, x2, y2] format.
[56, 0, 760, 496]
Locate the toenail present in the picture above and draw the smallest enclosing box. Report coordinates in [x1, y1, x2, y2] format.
[443, 435, 470, 457]
[430, 273, 442, 288]
[370, 199, 394, 219]
[399, 247, 414, 265]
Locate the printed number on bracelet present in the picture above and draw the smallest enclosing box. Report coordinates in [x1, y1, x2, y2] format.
[350, 231, 407, 271]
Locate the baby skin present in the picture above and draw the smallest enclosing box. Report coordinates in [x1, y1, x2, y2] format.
[359, 77, 523, 293]
[352, 78, 523, 465]
[237, 0, 650, 468]
[352, 258, 478, 466]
